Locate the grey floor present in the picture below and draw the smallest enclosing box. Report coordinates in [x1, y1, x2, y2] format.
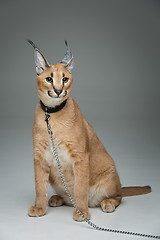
[0, 116, 160, 240]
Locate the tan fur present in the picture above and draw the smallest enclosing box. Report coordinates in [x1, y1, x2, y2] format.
[28, 62, 151, 221]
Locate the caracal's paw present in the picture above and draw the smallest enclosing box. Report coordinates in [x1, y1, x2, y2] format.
[100, 199, 116, 213]
[28, 206, 46, 217]
[48, 195, 64, 207]
[73, 209, 91, 222]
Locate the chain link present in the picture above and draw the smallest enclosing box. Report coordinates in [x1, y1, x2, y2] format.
[45, 111, 160, 239]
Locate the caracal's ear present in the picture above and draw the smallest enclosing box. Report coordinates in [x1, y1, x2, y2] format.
[61, 40, 74, 73]
[66, 56, 74, 73]
[27, 39, 49, 75]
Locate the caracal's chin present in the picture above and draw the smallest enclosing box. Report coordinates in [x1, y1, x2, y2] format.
[47, 97, 62, 107]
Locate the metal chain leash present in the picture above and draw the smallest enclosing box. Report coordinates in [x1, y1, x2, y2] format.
[45, 111, 160, 239]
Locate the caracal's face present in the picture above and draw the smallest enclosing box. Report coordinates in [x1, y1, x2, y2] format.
[37, 63, 73, 107]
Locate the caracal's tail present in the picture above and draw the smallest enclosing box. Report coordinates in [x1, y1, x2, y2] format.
[122, 185, 151, 197]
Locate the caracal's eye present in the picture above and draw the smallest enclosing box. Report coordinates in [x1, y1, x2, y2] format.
[63, 77, 69, 83]
[45, 77, 53, 83]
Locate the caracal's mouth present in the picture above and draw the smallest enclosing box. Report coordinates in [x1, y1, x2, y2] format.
[48, 90, 68, 100]
[47, 90, 61, 99]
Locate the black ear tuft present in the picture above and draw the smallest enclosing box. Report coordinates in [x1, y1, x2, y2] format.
[65, 40, 68, 48]
[27, 39, 39, 50]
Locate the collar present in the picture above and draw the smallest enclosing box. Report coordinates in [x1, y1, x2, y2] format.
[40, 99, 67, 113]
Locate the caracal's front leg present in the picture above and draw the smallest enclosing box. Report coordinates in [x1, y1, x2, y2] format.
[73, 154, 90, 221]
[28, 158, 50, 217]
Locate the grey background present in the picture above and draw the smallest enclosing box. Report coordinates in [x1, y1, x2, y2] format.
[0, 0, 160, 240]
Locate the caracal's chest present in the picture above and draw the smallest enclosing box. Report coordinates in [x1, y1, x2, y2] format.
[45, 136, 75, 204]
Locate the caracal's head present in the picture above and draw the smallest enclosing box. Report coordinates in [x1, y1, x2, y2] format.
[28, 40, 74, 107]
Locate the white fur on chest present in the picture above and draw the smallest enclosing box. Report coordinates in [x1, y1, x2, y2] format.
[46, 142, 74, 204]
[45, 141, 72, 167]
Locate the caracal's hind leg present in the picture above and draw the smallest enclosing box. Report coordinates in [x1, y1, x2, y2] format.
[48, 195, 64, 207]
[100, 196, 122, 213]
